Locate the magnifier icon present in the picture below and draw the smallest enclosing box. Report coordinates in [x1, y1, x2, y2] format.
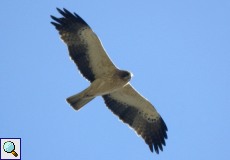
[3, 141, 18, 157]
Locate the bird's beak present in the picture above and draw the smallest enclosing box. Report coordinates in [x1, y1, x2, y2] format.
[130, 72, 134, 77]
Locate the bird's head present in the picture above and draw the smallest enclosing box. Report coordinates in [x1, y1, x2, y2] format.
[119, 70, 133, 82]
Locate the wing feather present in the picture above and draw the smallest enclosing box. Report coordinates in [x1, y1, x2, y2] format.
[102, 84, 168, 153]
[51, 8, 117, 82]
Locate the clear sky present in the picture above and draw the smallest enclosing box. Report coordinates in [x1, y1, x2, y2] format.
[1, 0, 230, 160]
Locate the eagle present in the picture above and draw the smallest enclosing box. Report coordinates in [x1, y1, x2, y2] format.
[51, 8, 168, 154]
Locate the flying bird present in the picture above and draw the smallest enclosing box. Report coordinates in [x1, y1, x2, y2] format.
[51, 8, 168, 154]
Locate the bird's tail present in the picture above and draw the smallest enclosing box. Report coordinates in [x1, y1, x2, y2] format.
[66, 91, 95, 111]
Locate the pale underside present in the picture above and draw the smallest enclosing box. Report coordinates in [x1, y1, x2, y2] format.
[51, 8, 167, 154]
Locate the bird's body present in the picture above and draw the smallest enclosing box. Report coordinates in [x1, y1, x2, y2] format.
[51, 8, 168, 154]
[67, 70, 131, 110]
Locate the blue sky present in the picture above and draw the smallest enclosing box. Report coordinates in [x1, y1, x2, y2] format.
[1, 0, 230, 159]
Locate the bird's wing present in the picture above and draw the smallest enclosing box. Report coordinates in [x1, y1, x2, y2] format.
[51, 8, 117, 82]
[102, 84, 168, 154]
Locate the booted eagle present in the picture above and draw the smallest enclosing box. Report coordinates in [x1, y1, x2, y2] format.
[51, 8, 167, 154]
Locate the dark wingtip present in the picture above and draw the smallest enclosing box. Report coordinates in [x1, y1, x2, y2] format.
[51, 7, 89, 30]
[149, 145, 153, 153]
[158, 143, 163, 152]
[150, 116, 168, 154]
[50, 15, 59, 22]
[50, 15, 61, 29]
[56, 7, 63, 14]
[63, 8, 72, 14]
[50, 21, 60, 29]
[154, 144, 159, 154]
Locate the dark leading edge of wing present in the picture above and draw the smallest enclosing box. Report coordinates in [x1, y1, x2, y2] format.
[51, 8, 95, 82]
[103, 95, 168, 154]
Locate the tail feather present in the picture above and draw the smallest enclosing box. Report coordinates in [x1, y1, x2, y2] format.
[66, 92, 95, 111]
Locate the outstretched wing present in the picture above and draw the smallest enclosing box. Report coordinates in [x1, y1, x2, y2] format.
[103, 84, 168, 153]
[51, 8, 117, 82]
